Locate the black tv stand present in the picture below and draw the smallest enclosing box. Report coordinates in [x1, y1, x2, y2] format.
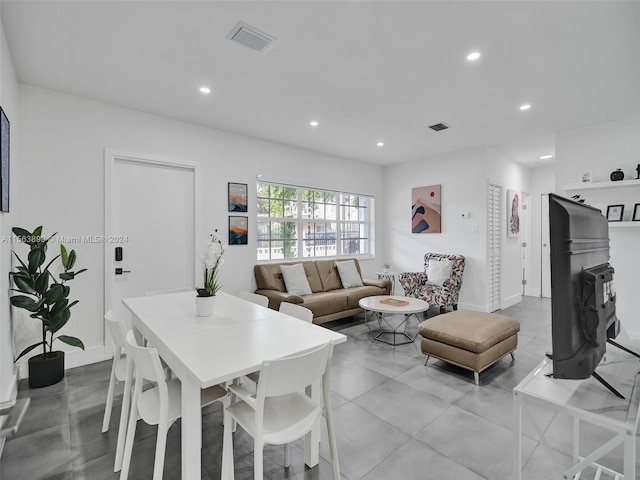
[544, 351, 627, 399]
[591, 371, 625, 399]
[607, 339, 640, 359]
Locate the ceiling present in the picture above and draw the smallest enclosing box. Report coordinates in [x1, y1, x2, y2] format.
[2, 1, 640, 168]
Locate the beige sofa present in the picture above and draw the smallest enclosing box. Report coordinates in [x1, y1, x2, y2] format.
[254, 259, 391, 324]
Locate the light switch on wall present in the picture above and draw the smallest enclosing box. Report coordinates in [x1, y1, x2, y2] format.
[473, 225, 480, 234]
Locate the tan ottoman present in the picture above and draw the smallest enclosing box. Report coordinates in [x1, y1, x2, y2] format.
[418, 310, 520, 385]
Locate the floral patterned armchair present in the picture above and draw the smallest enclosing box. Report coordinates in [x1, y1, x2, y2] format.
[399, 253, 465, 314]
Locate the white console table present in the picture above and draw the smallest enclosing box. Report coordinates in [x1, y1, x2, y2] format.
[513, 352, 640, 479]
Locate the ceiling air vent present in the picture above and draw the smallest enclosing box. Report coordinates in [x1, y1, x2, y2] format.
[429, 123, 450, 132]
[227, 22, 277, 54]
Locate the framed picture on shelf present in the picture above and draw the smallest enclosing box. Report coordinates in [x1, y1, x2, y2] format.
[633, 203, 640, 222]
[228, 182, 248, 212]
[229, 216, 248, 245]
[606, 204, 624, 222]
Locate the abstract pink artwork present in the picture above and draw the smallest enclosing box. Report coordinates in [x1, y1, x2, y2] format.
[412, 185, 441, 233]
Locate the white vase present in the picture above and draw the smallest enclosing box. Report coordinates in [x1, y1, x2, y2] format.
[195, 295, 216, 317]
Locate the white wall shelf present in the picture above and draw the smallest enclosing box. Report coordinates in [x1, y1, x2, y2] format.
[563, 178, 640, 192]
[609, 221, 640, 228]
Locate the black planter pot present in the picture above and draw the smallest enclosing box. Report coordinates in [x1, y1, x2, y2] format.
[28, 351, 65, 388]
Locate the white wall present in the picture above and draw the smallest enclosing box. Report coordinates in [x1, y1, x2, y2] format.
[383, 147, 488, 311]
[528, 165, 556, 297]
[16, 85, 385, 370]
[487, 148, 531, 309]
[0, 13, 19, 405]
[556, 116, 640, 337]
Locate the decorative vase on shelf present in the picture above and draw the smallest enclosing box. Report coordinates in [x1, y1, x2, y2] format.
[195, 295, 216, 317]
[610, 169, 624, 181]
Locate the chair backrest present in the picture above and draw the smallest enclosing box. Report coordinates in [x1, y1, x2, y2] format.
[124, 330, 166, 385]
[105, 310, 129, 354]
[279, 302, 313, 323]
[257, 342, 333, 399]
[238, 292, 269, 308]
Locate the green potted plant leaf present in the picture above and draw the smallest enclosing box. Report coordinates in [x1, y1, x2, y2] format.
[9, 226, 87, 388]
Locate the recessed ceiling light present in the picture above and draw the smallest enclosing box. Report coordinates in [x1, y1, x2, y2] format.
[467, 51, 481, 61]
[199, 86, 211, 94]
[520, 104, 531, 111]
[539, 154, 553, 160]
[377, 142, 384, 147]
[309, 121, 319, 127]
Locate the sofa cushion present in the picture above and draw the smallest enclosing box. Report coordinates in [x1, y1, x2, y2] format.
[300, 291, 349, 318]
[336, 260, 364, 288]
[281, 263, 312, 296]
[254, 261, 323, 293]
[426, 258, 454, 286]
[316, 258, 363, 291]
[344, 286, 387, 309]
[315, 259, 342, 291]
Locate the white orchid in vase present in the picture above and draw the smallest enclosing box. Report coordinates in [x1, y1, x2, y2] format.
[197, 229, 225, 297]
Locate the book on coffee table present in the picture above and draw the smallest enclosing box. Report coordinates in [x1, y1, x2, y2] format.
[379, 298, 409, 307]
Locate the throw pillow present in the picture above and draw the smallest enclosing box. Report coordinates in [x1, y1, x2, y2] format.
[280, 263, 312, 296]
[426, 258, 454, 286]
[336, 260, 364, 288]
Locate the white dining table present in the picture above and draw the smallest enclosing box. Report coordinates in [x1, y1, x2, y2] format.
[122, 291, 347, 480]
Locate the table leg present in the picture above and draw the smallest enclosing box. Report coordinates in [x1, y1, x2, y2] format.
[182, 373, 202, 480]
[624, 429, 635, 480]
[368, 311, 418, 346]
[513, 391, 522, 480]
[304, 382, 321, 468]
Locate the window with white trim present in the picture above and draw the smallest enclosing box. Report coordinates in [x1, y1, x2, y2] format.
[257, 182, 373, 261]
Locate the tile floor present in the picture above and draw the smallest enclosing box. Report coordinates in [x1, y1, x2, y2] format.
[2, 296, 639, 479]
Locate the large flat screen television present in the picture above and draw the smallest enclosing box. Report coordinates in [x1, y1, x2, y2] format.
[548, 193, 620, 384]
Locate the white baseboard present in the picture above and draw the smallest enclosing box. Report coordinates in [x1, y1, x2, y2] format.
[624, 330, 640, 341]
[501, 294, 522, 310]
[15, 345, 111, 379]
[457, 302, 491, 313]
[0, 369, 18, 458]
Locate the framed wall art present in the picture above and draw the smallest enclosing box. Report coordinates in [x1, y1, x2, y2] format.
[633, 203, 640, 222]
[229, 216, 248, 245]
[411, 184, 441, 233]
[228, 182, 248, 212]
[0, 107, 9, 213]
[606, 204, 624, 222]
[507, 189, 520, 238]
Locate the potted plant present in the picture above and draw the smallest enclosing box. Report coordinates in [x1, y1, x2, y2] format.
[9, 226, 86, 388]
[195, 229, 225, 316]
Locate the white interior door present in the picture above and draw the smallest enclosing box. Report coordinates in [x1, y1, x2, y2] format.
[105, 150, 198, 329]
[487, 183, 502, 312]
[540, 194, 551, 298]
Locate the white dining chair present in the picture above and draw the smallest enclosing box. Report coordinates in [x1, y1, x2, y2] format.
[237, 291, 269, 307]
[244, 303, 313, 385]
[102, 311, 128, 433]
[119, 331, 229, 480]
[221, 341, 340, 480]
[103, 311, 136, 472]
[279, 302, 313, 323]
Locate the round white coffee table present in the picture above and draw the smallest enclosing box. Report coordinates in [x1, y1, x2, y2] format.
[359, 295, 429, 345]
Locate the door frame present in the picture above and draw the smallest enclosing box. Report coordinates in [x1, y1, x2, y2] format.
[103, 149, 201, 345]
[521, 191, 532, 296]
